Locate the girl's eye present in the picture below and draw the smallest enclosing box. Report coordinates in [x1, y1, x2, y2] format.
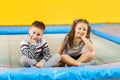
[37, 33, 40, 36]
[83, 29, 86, 31]
[33, 32, 36, 34]
[79, 28, 81, 30]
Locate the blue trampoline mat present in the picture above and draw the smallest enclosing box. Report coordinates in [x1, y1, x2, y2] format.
[1, 64, 120, 80]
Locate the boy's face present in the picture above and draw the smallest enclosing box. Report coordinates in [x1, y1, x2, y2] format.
[29, 26, 44, 41]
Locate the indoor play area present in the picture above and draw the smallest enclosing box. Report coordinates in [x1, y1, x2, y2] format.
[0, 0, 120, 80]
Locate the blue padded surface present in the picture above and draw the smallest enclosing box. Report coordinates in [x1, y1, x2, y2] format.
[91, 24, 120, 44]
[0, 64, 120, 80]
[91, 29, 120, 44]
[0, 26, 70, 34]
[0, 24, 120, 44]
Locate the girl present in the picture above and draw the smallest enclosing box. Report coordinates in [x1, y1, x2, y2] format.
[59, 19, 95, 66]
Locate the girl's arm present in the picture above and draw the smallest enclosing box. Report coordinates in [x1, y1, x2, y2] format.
[81, 37, 94, 52]
[59, 43, 66, 55]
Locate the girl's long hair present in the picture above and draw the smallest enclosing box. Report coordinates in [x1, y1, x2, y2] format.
[65, 19, 91, 48]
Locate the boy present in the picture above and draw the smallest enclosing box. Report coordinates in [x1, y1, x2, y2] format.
[20, 21, 61, 68]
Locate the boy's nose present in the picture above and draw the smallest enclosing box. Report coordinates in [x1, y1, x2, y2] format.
[32, 34, 37, 37]
[35, 35, 38, 38]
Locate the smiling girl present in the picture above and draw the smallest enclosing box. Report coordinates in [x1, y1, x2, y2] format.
[59, 19, 95, 66]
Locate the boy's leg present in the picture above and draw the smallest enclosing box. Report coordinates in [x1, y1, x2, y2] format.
[20, 56, 37, 67]
[43, 53, 61, 67]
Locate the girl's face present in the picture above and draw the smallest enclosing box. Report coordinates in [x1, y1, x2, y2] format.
[74, 22, 88, 38]
[29, 26, 43, 41]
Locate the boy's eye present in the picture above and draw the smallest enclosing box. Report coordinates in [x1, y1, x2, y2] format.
[33, 32, 36, 34]
[37, 33, 40, 36]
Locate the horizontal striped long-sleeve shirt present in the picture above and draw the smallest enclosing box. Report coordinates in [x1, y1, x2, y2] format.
[20, 36, 51, 62]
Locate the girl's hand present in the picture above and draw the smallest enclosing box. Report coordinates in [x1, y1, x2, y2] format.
[81, 33, 86, 40]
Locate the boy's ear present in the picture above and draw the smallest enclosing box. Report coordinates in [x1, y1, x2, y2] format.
[29, 27, 32, 34]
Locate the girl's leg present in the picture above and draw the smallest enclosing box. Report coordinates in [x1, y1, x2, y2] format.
[61, 54, 80, 66]
[61, 51, 95, 66]
[20, 56, 37, 67]
[77, 51, 95, 63]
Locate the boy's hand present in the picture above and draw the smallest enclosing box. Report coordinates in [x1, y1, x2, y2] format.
[28, 35, 36, 43]
[35, 61, 44, 67]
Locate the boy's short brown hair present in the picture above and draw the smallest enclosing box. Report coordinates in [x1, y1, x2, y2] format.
[32, 21, 45, 30]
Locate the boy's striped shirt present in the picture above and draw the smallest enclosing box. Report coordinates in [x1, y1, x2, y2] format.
[20, 36, 51, 62]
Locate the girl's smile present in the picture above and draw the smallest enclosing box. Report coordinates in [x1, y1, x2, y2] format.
[75, 22, 88, 38]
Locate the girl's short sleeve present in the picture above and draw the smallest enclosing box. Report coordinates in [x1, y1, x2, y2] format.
[62, 37, 68, 45]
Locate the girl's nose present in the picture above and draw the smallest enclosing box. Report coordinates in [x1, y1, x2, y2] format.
[80, 30, 84, 33]
[80, 29, 83, 32]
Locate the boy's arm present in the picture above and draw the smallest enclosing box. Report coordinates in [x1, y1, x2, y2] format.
[40, 42, 51, 63]
[20, 40, 36, 59]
